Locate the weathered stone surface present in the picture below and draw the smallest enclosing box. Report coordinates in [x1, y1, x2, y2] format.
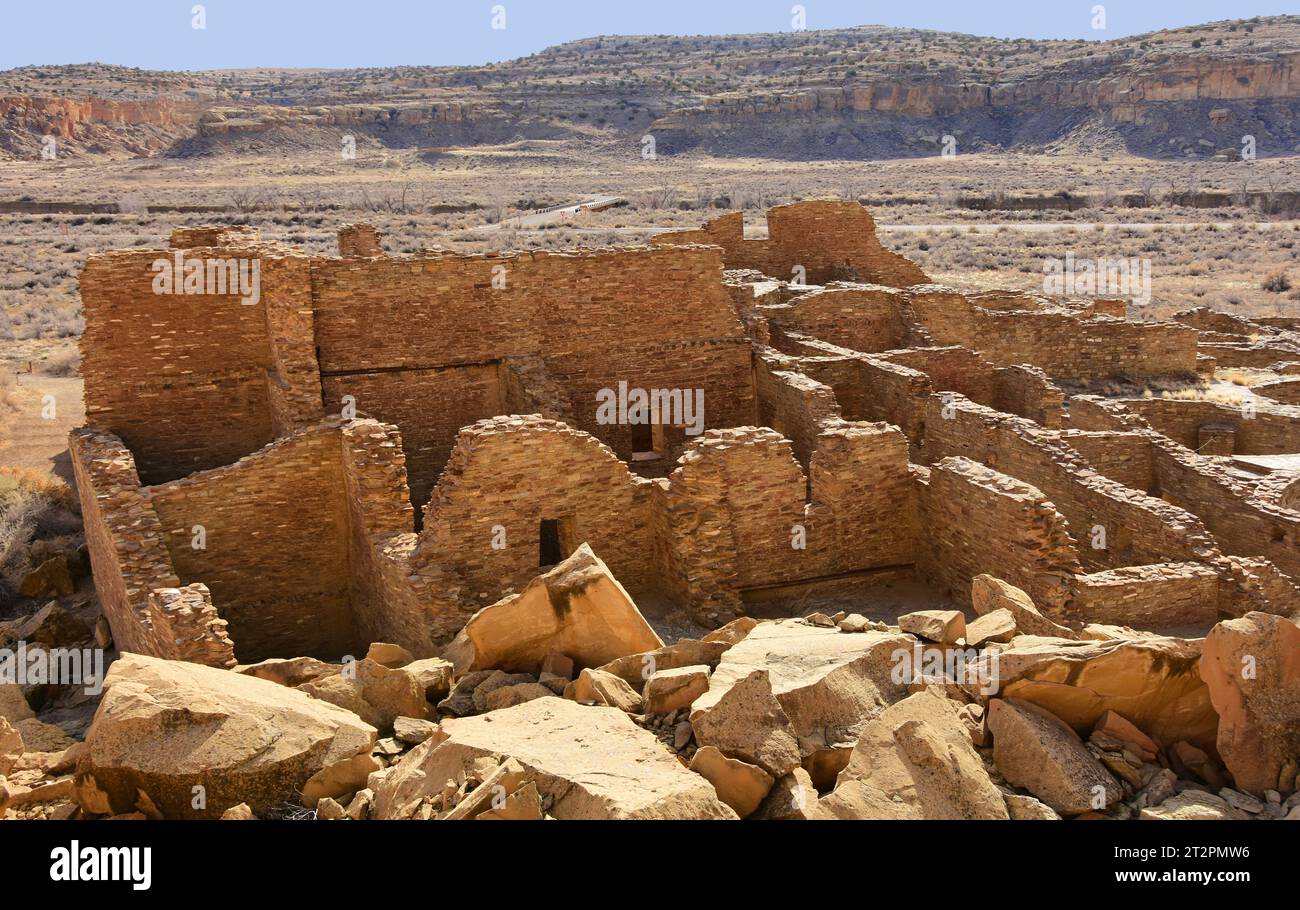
[482, 682, 555, 712]
[1003, 791, 1062, 820]
[972, 574, 1075, 638]
[372, 697, 735, 820]
[988, 697, 1122, 815]
[76, 653, 377, 818]
[1139, 790, 1250, 821]
[966, 608, 1017, 647]
[569, 668, 641, 712]
[0, 684, 35, 723]
[820, 689, 1009, 819]
[643, 665, 711, 715]
[690, 669, 801, 778]
[365, 642, 415, 668]
[220, 803, 256, 820]
[691, 621, 912, 766]
[978, 634, 1217, 752]
[598, 638, 731, 691]
[442, 544, 663, 675]
[753, 767, 823, 820]
[14, 719, 76, 753]
[1200, 612, 1300, 795]
[689, 745, 774, 818]
[393, 716, 438, 745]
[18, 556, 75, 599]
[298, 658, 432, 733]
[899, 609, 966, 644]
[402, 658, 454, 702]
[0, 601, 89, 647]
[235, 657, 338, 688]
[0, 717, 22, 776]
[302, 751, 382, 808]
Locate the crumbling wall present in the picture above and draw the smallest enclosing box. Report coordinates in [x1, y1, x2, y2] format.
[1120, 397, 1300, 455]
[908, 288, 1199, 380]
[758, 285, 913, 353]
[754, 355, 842, 467]
[413, 417, 658, 605]
[654, 200, 931, 287]
[1059, 430, 1155, 493]
[917, 457, 1081, 619]
[922, 396, 1217, 571]
[146, 424, 355, 663]
[992, 364, 1065, 428]
[78, 246, 282, 483]
[1070, 563, 1221, 629]
[69, 429, 234, 666]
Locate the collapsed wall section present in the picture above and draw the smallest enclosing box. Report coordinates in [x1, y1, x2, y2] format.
[654, 200, 930, 287]
[145, 423, 356, 663]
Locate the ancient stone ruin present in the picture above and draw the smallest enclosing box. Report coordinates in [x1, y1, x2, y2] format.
[29, 199, 1299, 821]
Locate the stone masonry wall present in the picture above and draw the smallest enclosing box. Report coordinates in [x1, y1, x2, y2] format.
[654, 200, 931, 287]
[917, 457, 1081, 619]
[146, 423, 356, 663]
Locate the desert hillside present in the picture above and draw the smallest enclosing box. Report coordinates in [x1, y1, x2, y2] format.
[1, 16, 1299, 160]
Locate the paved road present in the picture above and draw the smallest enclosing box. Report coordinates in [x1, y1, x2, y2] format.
[496, 194, 625, 229]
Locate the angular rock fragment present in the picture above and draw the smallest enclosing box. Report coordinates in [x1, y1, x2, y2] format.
[643, 665, 711, 715]
[1200, 612, 1300, 795]
[442, 544, 663, 675]
[75, 653, 376, 819]
[372, 698, 734, 820]
[988, 697, 1122, 815]
[688, 746, 774, 818]
[819, 689, 1009, 819]
[898, 609, 966, 644]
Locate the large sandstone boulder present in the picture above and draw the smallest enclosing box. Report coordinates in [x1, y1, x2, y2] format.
[297, 658, 431, 734]
[1200, 612, 1300, 794]
[988, 698, 1122, 815]
[974, 634, 1217, 752]
[689, 670, 802, 778]
[690, 620, 912, 772]
[372, 697, 735, 820]
[972, 575, 1075, 638]
[442, 544, 663, 675]
[76, 653, 377, 819]
[819, 689, 1009, 820]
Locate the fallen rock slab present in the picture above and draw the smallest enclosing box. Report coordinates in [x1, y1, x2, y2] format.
[688, 745, 774, 818]
[372, 697, 735, 820]
[76, 653, 377, 819]
[988, 697, 1122, 815]
[690, 621, 912, 770]
[976, 634, 1217, 752]
[442, 544, 663, 675]
[643, 665, 710, 715]
[819, 688, 1009, 819]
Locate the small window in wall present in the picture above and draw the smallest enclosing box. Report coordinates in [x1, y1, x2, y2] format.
[539, 518, 574, 568]
[539, 519, 562, 568]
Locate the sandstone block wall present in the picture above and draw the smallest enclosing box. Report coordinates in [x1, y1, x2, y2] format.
[917, 457, 1081, 619]
[69, 429, 234, 666]
[758, 285, 914, 353]
[146, 424, 355, 663]
[654, 200, 930, 287]
[922, 395, 1218, 572]
[1121, 397, 1300, 455]
[1070, 562, 1222, 628]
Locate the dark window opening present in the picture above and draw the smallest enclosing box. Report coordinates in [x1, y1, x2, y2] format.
[539, 518, 563, 568]
[630, 421, 654, 455]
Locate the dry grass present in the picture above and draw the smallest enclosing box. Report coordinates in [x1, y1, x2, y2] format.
[0, 466, 80, 610]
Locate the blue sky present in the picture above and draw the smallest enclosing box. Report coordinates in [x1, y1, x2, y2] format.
[2, 1, 1292, 71]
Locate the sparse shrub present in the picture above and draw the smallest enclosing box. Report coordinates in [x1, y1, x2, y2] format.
[1262, 272, 1291, 293]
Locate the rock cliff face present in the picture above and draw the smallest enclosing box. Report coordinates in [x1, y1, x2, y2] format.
[650, 53, 1300, 158]
[2, 18, 1298, 160]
